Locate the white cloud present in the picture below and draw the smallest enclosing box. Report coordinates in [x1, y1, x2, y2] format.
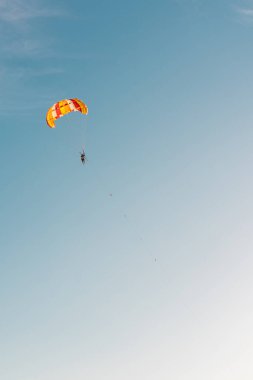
[236, 7, 253, 16]
[0, 0, 64, 59]
[0, 0, 64, 23]
[234, 0, 253, 20]
[0, 0, 66, 95]
[1, 65, 64, 79]
[3, 38, 52, 58]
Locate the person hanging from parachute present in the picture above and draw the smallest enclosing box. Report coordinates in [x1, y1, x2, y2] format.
[46, 98, 88, 164]
[80, 149, 86, 164]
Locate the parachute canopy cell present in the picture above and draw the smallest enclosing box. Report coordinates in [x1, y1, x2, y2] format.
[46, 98, 88, 128]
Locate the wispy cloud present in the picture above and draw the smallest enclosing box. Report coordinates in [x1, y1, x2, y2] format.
[0, 0, 64, 67]
[239, 9, 253, 17]
[234, 0, 253, 20]
[2, 38, 53, 58]
[0, 0, 66, 112]
[0, 65, 64, 79]
[0, 0, 88, 116]
[0, 0, 64, 23]
[236, 7, 253, 16]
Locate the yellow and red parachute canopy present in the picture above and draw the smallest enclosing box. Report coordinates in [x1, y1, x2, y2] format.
[46, 98, 88, 128]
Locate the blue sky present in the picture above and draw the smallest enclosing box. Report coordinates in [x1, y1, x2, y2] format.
[1, 0, 253, 379]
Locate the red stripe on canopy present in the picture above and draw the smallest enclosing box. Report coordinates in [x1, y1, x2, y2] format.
[55, 102, 62, 118]
[70, 98, 81, 111]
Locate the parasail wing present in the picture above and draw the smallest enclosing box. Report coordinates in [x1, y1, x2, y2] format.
[46, 98, 88, 128]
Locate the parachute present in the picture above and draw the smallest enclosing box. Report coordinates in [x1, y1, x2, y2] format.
[46, 98, 88, 128]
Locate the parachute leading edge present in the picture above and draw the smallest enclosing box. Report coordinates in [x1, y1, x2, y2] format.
[46, 98, 88, 128]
